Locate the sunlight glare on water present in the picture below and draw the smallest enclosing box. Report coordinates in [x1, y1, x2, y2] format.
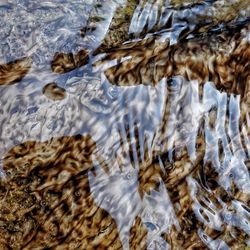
[0, 0, 250, 249]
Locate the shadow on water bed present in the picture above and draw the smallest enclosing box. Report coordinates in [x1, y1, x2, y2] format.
[0, 57, 32, 86]
[0, 0, 250, 249]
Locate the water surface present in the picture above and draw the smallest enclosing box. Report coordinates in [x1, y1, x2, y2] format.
[0, 0, 250, 249]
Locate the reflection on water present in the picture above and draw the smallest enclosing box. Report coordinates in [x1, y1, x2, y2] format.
[0, 0, 250, 249]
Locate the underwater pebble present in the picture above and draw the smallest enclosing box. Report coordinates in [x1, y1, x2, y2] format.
[42, 82, 67, 101]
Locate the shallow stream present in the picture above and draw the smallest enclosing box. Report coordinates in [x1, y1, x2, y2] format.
[0, 0, 250, 249]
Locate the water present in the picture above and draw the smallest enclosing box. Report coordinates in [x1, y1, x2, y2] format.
[0, 0, 249, 249]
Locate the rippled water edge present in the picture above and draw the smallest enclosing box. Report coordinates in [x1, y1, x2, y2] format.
[0, 0, 250, 249]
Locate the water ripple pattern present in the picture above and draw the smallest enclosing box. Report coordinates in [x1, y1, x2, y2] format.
[0, 0, 249, 249]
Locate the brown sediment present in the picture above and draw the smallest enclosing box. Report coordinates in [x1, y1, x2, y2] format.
[0, 135, 124, 249]
[51, 49, 89, 74]
[116, 107, 250, 248]
[0, 57, 32, 86]
[169, 0, 205, 6]
[42, 82, 67, 101]
[136, 154, 250, 248]
[0, 133, 152, 249]
[93, 0, 138, 54]
[163, 182, 206, 249]
[0, 3, 250, 249]
[95, 22, 250, 99]
[129, 216, 148, 249]
[0, 109, 249, 248]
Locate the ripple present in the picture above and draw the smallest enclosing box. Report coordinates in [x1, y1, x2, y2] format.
[0, 0, 249, 249]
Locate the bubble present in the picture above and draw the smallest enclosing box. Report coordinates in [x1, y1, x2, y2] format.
[40, 200, 47, 207]
[224, 212, 232, 221]
[144, 222, 157, 231]
[126, 172, 133, 180]
[108, 86, 118, 100]
[74, 190, 81, 197]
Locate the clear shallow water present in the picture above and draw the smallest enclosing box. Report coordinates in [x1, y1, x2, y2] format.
[0, 0, 250, 249]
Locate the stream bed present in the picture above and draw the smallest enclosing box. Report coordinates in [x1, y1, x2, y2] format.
[0, 0, 250, 249]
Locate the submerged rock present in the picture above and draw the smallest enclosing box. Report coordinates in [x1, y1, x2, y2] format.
[0, 0, 250, 249]
[96, 20, 250, 100]
[0, 57, 32, 85]
[0, 135, 123, 249]
[42, 82, 67, 101]
[93, 0, 138, 54]
[51, 49, 89, 74]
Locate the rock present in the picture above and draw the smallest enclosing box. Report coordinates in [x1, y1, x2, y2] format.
[42, 82, 67, 101]
[51, 49, 89, 74]
[0, 57, 32, 85]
